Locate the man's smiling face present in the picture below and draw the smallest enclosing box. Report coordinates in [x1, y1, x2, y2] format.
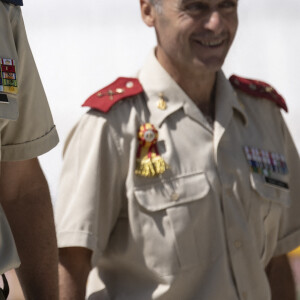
[152, 0, 239, 74]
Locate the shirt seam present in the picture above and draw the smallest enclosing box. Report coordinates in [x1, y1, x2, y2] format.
[2, 125, 56, 148]
[107, 122, 123, 157]
[10, 5, 20, 28]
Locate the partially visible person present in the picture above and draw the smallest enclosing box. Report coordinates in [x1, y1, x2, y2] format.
[288, 248, 300, 299]
[0, 0, 59, 299]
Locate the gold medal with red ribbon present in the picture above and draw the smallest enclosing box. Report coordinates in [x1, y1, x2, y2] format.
[135, 123, 168, 177]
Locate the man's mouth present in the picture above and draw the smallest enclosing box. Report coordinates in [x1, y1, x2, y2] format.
[193, 37, 226, 48]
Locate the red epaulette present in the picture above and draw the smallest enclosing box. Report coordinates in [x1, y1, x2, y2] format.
[82, 77, 143, 113]
[229, 75, 288, 112]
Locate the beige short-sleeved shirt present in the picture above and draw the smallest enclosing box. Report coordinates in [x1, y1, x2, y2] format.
[56, 51, 300, 300]
[0, 2, 59, 274]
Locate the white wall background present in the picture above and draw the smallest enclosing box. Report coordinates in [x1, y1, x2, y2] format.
[21, 0, 300, 201]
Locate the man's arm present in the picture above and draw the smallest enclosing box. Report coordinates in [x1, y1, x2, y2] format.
[0, 158, 58, 300]
[266, 254, 296, 300]
[59, 247, 92, 300]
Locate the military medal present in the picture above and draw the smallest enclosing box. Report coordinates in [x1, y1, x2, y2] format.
[135, 123, 168, 177]
[244, 146, 288, 176]
[244, 146, 289, 189]
[0, 58, 18, 95]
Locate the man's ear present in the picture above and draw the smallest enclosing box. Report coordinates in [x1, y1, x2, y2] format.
[140, 0, 156, 27]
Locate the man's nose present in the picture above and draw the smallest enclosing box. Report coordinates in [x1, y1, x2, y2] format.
[204, 11, 223, 34]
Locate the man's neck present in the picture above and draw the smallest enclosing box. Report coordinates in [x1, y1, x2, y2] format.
[156, 48, 217, 122]
[175, 71, 216, 107]
[176, 71, 216, 125]
[156, 48, 217, 106]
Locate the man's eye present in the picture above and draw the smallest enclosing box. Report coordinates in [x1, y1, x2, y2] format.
[184, 2, 209, 12]
[219, 0, 238, 9]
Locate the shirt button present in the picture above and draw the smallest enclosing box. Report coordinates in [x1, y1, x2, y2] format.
[234, 240, 242, 249]
[171, 192, 179, 201]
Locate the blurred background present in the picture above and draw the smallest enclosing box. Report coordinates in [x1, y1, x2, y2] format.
[5, 0, 300, 299]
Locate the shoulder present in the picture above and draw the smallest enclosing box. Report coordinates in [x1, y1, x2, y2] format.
[229, 74, 288, 112]
[82, 77, 144, 113]
[70, 78, 145, 152]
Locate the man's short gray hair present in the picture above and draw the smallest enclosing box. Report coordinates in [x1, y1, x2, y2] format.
[149, 0, 163, 13]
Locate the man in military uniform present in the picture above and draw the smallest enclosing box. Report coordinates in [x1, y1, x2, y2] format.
[56, 0, 300, 299]
[0, 0, 59, 299]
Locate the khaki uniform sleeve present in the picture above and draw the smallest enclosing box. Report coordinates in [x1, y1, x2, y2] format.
[55, 110, 124, 266]
[0, 6, 58, 161]
[274, 113, 300, 255]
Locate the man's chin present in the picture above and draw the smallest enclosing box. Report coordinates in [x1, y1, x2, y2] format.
[192, 57, 225, 73]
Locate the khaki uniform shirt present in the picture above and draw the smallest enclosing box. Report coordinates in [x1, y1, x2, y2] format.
[0, 2, 59, 274]
[56, 51, 300, 300]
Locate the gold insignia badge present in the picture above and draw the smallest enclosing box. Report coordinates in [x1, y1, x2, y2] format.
[135, 123, 168, 177]
[157, 93, 167, 110]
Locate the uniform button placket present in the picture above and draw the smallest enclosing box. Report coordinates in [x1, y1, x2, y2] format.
[234, 240, 242, 249]
[171, 192, 179, 202]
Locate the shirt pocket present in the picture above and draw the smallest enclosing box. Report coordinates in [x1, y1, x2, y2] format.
[133, 172, 210, 276]
[250, 172, 290, 264]
[250, 172, 290, 207]
[0, 94, 18, 121]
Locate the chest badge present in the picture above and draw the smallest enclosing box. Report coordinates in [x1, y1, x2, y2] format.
[244, 146, 289, 189]
[0, 58, 18, 95]
[244, 146, 288, 176]
[135, 123, 168, 177]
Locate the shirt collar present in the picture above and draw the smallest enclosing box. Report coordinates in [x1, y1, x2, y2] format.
[138, 50, 186, 127]
[138, 49, 248, 128]
[215, 71, 248, 127]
